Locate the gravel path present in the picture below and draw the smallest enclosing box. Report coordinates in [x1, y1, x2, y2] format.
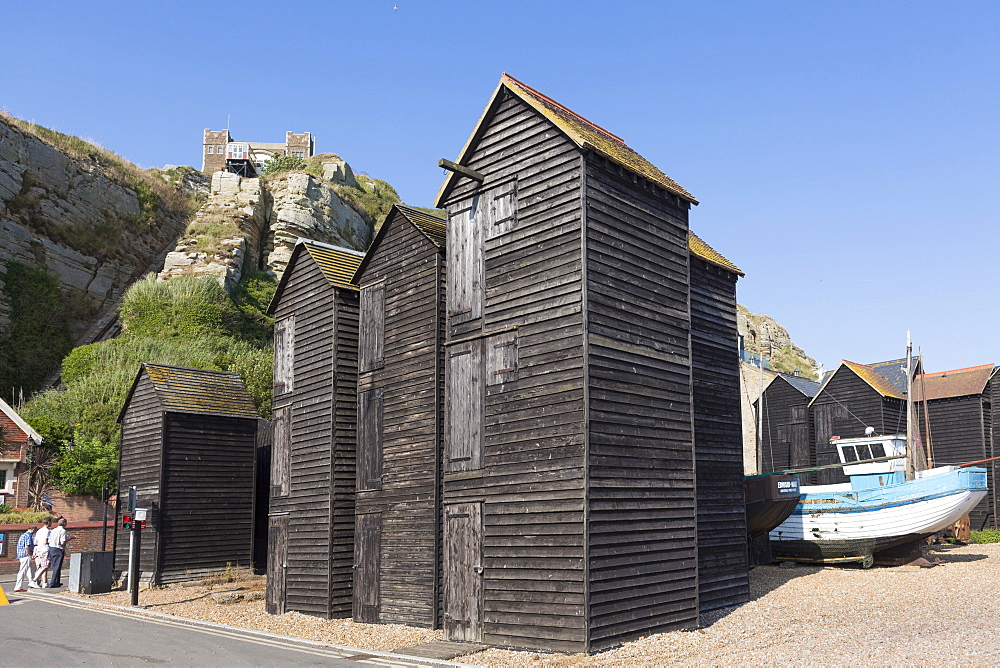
[65, 542, 1000, 666]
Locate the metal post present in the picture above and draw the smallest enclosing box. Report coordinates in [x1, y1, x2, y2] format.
[101, 485, 108, 552]
[130, 521, 140, 606]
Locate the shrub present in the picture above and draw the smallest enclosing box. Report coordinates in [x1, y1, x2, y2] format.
[970, 529, 1000, 544]
[261, 155, 306, 177]
[0, 509, 51, 524]
[0, 261, 78, 397]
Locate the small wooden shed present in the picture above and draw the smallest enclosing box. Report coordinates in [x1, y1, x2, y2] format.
[689, 234, 749, 612]
[809, 359, 913, 484]
[914, 364, 999, 529]
[755, 373, 820, 474]
[115, 363, 262, 584]
[351, 204, 447, 626]
[265, 239, 363, 618]
[433, 73, 747, 652]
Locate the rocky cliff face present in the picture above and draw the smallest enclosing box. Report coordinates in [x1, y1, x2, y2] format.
[738, 305, 817, 379]
[159, 170, 373, 291]
[0, 118, 191, 340]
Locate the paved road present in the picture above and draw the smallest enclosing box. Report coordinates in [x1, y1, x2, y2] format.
[0, 584, 438, 667]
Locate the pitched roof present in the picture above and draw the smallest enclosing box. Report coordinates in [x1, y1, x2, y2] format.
[268, 239, 364, 314]
[689, 231, 743, 276]
[913, 364, 996, 401]
[779, 373, 821, 398]
[135, 363, 260, 419]
[395, 204, 446, 248]
[352, 204, 446, 284]
[299, 240, 365, 290]
[436, 73, 697, 207]
[0, 397, 43, 445]
[842, 360, 906, 399]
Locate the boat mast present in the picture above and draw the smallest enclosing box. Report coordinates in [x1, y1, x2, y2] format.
[905, 332, 915, 481]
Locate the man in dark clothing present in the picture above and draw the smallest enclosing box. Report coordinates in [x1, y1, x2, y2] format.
[47, 518, 69, 588]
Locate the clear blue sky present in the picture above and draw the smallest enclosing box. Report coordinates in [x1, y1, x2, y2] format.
[3, 2, 997, 373]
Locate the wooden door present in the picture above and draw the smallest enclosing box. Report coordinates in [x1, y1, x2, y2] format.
[353, 513, 381, 622]
[443, 502, 483, 642]
[790, 424, 810, 468]
[265, 514, 288, 615]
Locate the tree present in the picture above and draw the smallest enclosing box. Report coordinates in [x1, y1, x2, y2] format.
[50, 437, 118, 497]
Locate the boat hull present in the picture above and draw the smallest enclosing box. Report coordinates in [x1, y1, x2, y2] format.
[770, 467, 987, 566]
[745, 474, 801, 538]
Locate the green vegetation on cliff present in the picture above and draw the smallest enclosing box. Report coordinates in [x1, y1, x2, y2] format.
[0, 261, 82, 398]
[20, 272, 276, 498]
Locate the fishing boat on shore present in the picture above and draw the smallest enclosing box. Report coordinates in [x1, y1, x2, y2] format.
[769, 334, 988, 567]
[769, 433, 987, 566]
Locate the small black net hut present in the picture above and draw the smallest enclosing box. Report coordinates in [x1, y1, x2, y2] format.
[914, 364, 999, 529]
[265, 240, 363, 618]
[115, 363, 261, 584]
[351, 204, 447, 626]
[755, 372, 820, 474]
[809, 359, 913, 484]
[689, 234, 750, 612]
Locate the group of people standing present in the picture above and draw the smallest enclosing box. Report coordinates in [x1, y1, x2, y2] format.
[13, 517, 71, 591]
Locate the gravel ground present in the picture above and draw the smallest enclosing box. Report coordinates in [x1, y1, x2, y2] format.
[65, 542, 1000, 666]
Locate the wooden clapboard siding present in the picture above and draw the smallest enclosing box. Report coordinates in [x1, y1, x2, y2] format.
[584, 156, 699, 646]
[115, 374, 163, 577]
[918, 395, 992, 528]
[441, 90, 590, 653]
[158, 413, 256, 582]
[689, 257, 748, 613]
[269, 249, 359, 618]
[331, 290, 360, 616]
[354, 208, 445, 627]
[759, 377, 814, 473]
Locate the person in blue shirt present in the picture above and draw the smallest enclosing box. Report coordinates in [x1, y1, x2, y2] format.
[13, 525, 37, 592]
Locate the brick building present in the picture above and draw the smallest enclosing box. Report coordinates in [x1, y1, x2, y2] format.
[202, 129, 315, 174]
[0, 397, 43, 509]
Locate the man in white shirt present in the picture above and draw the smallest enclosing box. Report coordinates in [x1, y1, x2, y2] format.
[32, 518, 53, 588]
[46, 518, 69, 588]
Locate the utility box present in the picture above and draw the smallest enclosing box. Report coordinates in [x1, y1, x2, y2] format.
[69, 551, 114, 594]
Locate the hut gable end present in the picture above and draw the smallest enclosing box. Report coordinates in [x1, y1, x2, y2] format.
[353, 204, 446, 627]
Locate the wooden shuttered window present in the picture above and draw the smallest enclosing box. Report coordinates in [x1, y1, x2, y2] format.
[790, 405, 807, 422]
[446, 197, 483, 324]
[486, 331, 518, 386]
[445, 342, 483, 472]
[483, 181, 517, 240]
[270, 407, 290, 497]
[359, 283, 385, 373]
[358, 388, 383, 490]
[447, 181, 518, 326]
[273, 316, 294, 395]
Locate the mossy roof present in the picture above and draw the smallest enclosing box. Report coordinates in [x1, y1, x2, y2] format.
[395, 204, 446, 247]
[134, 363, 259, 419]
[436, 73, 697, 207]
[689, 231, 743, 276]
[300, 240, 365, 290]
[268, 240, 364, 315]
